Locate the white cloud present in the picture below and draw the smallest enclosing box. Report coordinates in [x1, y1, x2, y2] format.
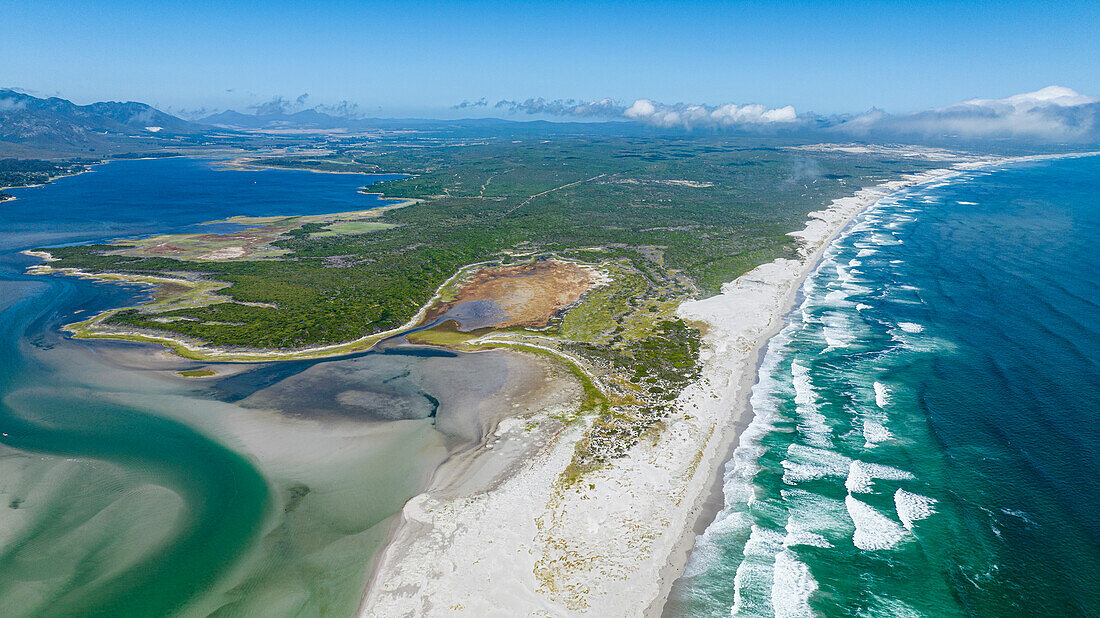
[492, 96, 800, 129]
[837, 86, 1100, 142]
[623, 99, 797, 128]
[0, 97, 28, 112]
[957, 85, 1098, 111]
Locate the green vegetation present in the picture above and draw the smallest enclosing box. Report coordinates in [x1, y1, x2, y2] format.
[33, 134, 949, 478]
[403, 321, 486, 346]
[43, 137, 941, 352]
[0, 158, 90, 189]
[310, 220, 395, 237]
[177, 368, 217, 377]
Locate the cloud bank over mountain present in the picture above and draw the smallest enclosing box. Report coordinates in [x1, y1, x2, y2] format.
[479, 86, 1099, 142]
[490, 97, 800, 130]
[838, 86, 1100, 142]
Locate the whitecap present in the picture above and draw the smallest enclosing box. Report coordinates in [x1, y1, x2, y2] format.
[894, 488, 937, 530]
[771, 549, 818, 618]
[856, 248, 876, 258]
[845, 495, 909, 550]
[822, 313, 855, 349]
[855, 303, 872, 312]
[897, 322, 924, 333]
[845, 461, 914, 493]
[957, 201, 978, 205]
[873, 382, 890, 408]
[862, 419, 893, 447]
[1000, 508, 1038, 527]
[743, 525, 786, 557]
[791, 361, 830, 447]
[781, 444, 851, 484]
[680, 509, 750, 578]
[782, 529, 832, 549]
[732, 559, 773, 616]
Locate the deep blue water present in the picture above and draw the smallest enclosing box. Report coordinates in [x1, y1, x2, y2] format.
[0, 157, 405, 252]
[671, 155, 1100, 616]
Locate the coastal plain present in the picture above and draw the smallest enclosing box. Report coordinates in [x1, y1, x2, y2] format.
[10, 135, 1014, 616]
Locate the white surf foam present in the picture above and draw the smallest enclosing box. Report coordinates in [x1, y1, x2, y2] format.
[680, 509, 750, 578]
[782, 529, 832, 549]
[873, 382, 890, 408]
[845, 495, 909, 550]
[856, 248, 876, 258]
[732, 558, 773, 616]
[822, 313, 855, 349]
[782, 444, 852, 484]
[845, 461, 915, 493]
[894, 488, 937, 530]
[897, 322, 924, 333]
[771, 549, 818, 618]
[743, 525, 786, 557]
[855, 303, 872, 312]
[862, 419, 893, 447]
[781, 488, 853, 544]
[791, 360, 830, 447]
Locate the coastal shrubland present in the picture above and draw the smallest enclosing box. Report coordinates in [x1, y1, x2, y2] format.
[35, 136, 947, 476]
[0, 158, 91, 189]
[42, 137, 938, 350]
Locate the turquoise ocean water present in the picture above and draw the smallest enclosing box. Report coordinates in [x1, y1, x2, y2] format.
[669, 155, 1100, 616]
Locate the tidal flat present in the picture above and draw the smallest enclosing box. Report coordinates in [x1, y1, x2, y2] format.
[0, 158, 578, 616]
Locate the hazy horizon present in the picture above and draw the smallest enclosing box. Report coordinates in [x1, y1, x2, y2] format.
[4, 1, 1099, 120]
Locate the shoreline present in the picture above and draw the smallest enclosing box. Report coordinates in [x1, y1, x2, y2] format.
[646, 168, 958, 617]
[356, 162, 964, 616]
[357, 149, 1100, 616]
[647, 148, 1100, 615]
[0, 162, 99, 202]
[24, 250, 472, 362]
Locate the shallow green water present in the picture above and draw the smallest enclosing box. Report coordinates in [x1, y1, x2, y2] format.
[0, 158, 461, 616]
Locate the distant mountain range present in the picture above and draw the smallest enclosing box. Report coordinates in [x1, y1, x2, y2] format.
[0, 90, 626, 157]
[0, 89, 207, 155]
[198, 108, 357, 130]
[194, 108, 592, 133]
[5, 88, 1092, 159]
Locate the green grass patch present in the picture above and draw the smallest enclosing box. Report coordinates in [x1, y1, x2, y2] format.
[310, 220, 395, 237]
[177, 368, 217, 377]
[404, 321, 486, 346]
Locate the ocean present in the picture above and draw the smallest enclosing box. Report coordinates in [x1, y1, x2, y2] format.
[669, 155, 1100, 616]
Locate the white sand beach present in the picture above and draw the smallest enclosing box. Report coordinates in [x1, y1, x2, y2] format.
[361, 150, 1100, 616]
[355, 147, 1020, 617]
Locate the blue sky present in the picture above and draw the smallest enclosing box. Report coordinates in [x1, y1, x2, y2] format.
[2, 0, 1097, 117]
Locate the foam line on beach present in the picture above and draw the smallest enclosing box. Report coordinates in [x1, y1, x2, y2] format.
[357, 150, 1100, 616]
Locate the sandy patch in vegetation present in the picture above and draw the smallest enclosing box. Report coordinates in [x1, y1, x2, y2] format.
[426, 259, 597, 329]
[199, 246, 248, 260]
[361, 152, 1100, 617]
